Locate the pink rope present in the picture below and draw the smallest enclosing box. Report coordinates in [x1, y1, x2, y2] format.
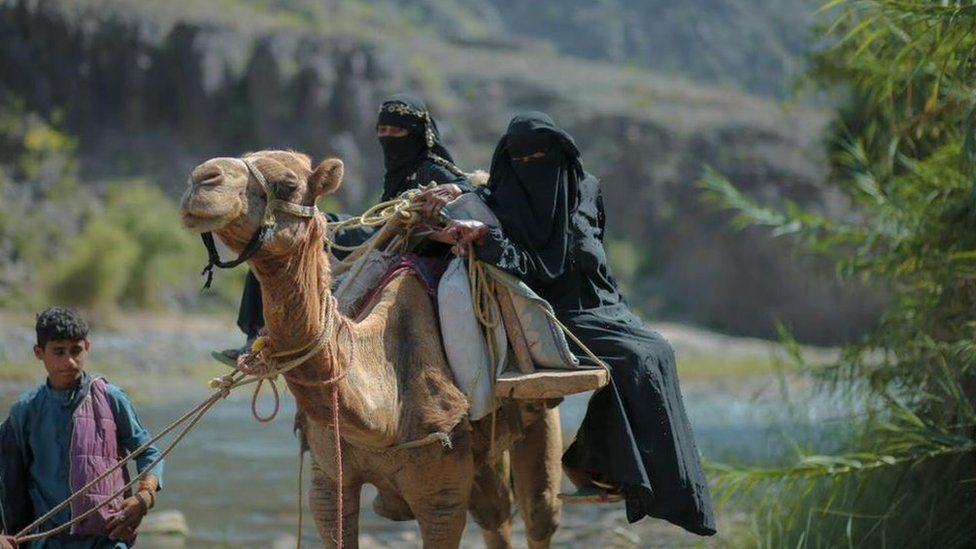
[236, 296, 353, 547]
[332, 378, 343, 548]
[236, 351, 282, 423]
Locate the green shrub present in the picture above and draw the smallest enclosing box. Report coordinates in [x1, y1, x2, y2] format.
[45, 180, 200, 312]
[702, 1, 976, 546]
[46, 218, 140, 313]
[101, 181, 199, 308]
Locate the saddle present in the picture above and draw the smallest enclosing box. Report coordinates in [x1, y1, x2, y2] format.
[331, 193, 608, 420]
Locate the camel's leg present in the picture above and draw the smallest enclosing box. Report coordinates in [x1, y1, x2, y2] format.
[511, 405, 563, 549]
[469, 452, 514, 549]
[373, 488, 415, 521]
[309, 456, 362, 549]
[399, 439, 474, 549]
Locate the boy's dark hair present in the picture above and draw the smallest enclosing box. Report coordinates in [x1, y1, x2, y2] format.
[35, 306, 89, 347]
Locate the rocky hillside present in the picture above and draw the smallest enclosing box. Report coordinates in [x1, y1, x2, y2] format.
[0, 0, 880, 343]
[379, 0, 816, 98]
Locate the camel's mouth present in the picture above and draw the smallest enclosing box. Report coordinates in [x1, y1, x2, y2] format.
[181, 211, 237, 233]
[180, 182, 245, 233]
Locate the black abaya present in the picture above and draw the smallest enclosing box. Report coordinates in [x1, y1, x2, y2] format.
[474, 114, 716, 536]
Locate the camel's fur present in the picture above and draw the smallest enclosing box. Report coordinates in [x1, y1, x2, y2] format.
[180, 150, 562, 548]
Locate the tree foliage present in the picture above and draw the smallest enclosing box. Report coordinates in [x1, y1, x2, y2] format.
[46, 181, 200, 312]
[0, 93, 206, 312]
[700, 1, 976, 546]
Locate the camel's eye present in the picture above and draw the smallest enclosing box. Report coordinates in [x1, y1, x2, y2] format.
[274, 178, 300, 196]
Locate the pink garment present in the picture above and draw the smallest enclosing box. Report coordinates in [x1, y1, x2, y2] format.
[352, 254, 446, 318]
[68, 377, 128, 539]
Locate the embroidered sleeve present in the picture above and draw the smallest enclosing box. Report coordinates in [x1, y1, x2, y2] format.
[475, 226, 536, 280]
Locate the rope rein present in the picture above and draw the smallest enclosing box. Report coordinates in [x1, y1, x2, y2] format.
[17, 185, 611, 548]
[14, 378, 239, 543]
[13, 293, 347, 547]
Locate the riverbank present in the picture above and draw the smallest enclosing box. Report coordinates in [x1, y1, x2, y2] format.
[0, 311, 821, 393]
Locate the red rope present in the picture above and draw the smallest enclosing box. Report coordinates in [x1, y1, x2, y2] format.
[250, 378, 280, 423]
[332, 379, 343, 548]
[236, 351, 282, 423]
[235, 301, 352, 547]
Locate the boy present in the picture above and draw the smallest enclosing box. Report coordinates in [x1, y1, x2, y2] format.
[0, 307, 163, 548]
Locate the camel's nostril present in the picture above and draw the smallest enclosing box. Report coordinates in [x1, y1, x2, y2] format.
[191, 165, 223, 187]
[201, 174, 223, 187]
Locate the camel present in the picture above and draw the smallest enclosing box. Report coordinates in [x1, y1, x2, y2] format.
[180, 150, 563, 548]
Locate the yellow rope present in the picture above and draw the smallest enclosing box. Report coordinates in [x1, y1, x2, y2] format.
[15, 378, 239, 542]
[465, 249, 504, 456]
[15, 294, 341, 545]
[323, 190, 428, 254]
[467, 249, 500, 332]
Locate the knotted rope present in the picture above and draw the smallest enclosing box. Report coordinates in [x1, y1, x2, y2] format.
[326, 197, 418, 248]
[324, 188, 431, 255]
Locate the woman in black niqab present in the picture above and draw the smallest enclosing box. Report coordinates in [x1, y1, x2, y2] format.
[482, 112, 582, 282]
[447, 112, 717, 536]
[376, 93, 466, 200]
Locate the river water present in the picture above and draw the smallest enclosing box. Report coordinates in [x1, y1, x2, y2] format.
[0, 317, 849, 547]
[0, 382, 845, 548]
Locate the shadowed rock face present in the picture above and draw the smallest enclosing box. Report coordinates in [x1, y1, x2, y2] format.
[0, 2, 396, 208]
[0, 0, 884, 344]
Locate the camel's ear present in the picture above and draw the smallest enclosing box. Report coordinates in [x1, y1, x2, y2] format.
[309, 158, 343, 197]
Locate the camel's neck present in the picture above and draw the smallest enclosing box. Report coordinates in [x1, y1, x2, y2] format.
[241, 221, 400, 448]
[249, 225, 332, 363]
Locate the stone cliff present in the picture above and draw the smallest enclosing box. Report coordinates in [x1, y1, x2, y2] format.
[0, 0, 881, 343]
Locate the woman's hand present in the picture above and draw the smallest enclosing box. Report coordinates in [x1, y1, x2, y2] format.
[415, 184, 463, 221]
[0, 535, 18, 548]
[430, 220, 488, 255]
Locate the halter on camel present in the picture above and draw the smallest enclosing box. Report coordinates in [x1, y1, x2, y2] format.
[194, 154, 350, 547]
[198, 155, 320, 289]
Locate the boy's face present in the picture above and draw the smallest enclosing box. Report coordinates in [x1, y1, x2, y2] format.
[34, 338, 89, 390]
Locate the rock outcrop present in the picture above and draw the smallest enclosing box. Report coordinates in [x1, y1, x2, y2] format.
[0, 0, 881, 343]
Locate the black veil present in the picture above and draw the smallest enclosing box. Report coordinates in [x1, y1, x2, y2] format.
[377, 93, 461, 200]
[484, 112, 584, 282]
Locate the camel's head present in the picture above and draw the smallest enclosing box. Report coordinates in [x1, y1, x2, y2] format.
[180, 150, 343, 256]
